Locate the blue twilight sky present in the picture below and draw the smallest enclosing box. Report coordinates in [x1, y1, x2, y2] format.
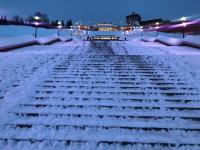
[0, 0, 200, 24]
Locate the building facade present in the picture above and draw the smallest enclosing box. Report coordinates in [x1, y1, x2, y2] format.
[126, 12, 142, 26]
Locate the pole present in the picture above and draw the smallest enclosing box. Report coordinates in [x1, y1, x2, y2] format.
[58, 28, 60, 36]
[35, 26, 38, 38]
[183, 26, 185, 38]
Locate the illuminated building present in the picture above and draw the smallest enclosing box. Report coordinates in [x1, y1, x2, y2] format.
[96, 23, 117, 31]
[91, 35, 119, 41]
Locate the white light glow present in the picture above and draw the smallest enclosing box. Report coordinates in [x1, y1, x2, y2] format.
[34, 16, 40, 21]
[156, 22, 160, 26]
[35, 22, 39, 26]
[181, 17, 187, 22]
[182, 22, 187, 27]
[58, 25, 62, 29]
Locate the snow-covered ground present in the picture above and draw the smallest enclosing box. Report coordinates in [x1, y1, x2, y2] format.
[0, 25, 71, 38]
[0, 25, 73, 51]
[0, 27, 200, 149]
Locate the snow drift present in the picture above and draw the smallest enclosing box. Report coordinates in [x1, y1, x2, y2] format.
[184, 35, 200, 48]
[36, 35, 61, 45]
[0, 35, 73, 52]
[156, 35, 184, 46]
[141, 34, 200, 49]
[0, 35, 37, 52]
[141, 36, 157, 42]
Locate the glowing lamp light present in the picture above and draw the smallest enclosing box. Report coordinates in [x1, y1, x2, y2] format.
[35, 22, 39, 26]
[34, 16, 40, 21]
[156, 22, 160, 26]
[182, 22, 187, 27]
[180, 17, 187, 22]
[156, 26, 160, 29]
[58, 21, 62, 25]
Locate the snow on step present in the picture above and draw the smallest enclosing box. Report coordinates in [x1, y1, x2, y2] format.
[0, 53, 56, 102]
[0, 44, 200, 149]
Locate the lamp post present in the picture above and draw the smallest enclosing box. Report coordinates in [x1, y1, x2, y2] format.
[34, 16, 40, 38]
[70, 26, 73, 37]
[57, 21, 62, 36]
[140, 26, 143, 37]
[155, 22, 160, 36]
[77, 25, 80, 37]
[181, 17, 187, 38]
[123, 27, 126, 36]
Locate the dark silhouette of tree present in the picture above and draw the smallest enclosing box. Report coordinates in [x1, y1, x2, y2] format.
[0, 16, 3, 24]
[51, 20, 56, 26]
[26, 12, 50, 24]
[55, 20, 59, 25]
[34, 12, 50, 24]
[66, 19, 73, 27]
[26, 15, 34, 22]
[62, 20, 65, 26]
[0, 16, 8, 25]
[12, 15, 24, 25]
[20, 18, 24, 25]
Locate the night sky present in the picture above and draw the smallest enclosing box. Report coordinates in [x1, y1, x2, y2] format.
[0, 0, 200, 24]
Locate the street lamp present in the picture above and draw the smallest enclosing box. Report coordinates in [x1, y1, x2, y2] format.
[155, 22, 160, 36]
[181, 17, 187, 22]
[156, 22, 160, 26]
[181, 17, 187, 38]
[57, 21, 62, 36]
[34, 16, 40, 21]
[140, 26, 143, 37]
[34, 16, 40, 38]
[70, 26, 73, 37]
[77, 25, 81, 37]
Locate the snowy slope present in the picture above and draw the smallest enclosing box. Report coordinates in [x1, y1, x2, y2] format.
[0, 25, 71, 38]
[141, 36, 157, 42]
[0, 25, 73, 51]
[37, 35, 60, 45]
[141, 32, 200, 48]
[184, 35, 200, 48]
[0, 35, 36, 48]
[0, 35, 73, 51]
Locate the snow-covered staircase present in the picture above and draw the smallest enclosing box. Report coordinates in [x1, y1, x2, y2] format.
[0, 54, 56, 102]
[0, 42, 200, 150]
